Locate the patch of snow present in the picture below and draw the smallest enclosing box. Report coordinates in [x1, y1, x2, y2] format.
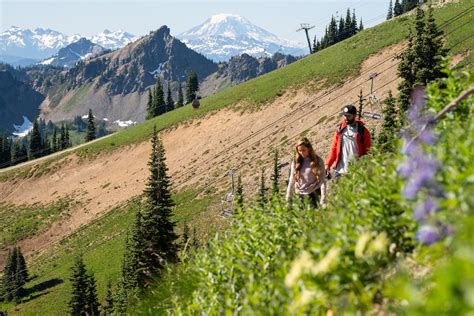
[102, 118, 109, 121]
[40, 57, 55, 65]
[81, 115, 89, 119]
[149, 62, 165, 76]
[12, 116, 33, 137]
[114, 120, 136, 127]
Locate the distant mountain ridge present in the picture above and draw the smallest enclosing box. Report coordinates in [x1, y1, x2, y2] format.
[40, 38, 108, 68]
[0, 26, 137, 65]
[177, 13, 306, 62]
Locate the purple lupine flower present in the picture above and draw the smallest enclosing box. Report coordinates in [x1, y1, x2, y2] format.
[419, 130, 436, 145]
[413, 198, 438, 221]
[397, 162, 413, 178]
[416, 225, 440, 246]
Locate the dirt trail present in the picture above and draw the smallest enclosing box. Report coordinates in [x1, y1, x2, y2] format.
[0, 43, 403, 265]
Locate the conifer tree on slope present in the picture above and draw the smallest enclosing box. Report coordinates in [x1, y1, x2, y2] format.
[140, 126, 178, 272]
[122, 126, 178, 288]
[166, 82, 174, 113]
[270, 150, 281, 195]
[394, 0, 403, 17]
[68, 256, 99, 315]
[153, 79, 166, 116]
[185, 71, 199, 103]
[377, 91, 398, 152]
[102, 280, 114, 316]
[29, 119, 43, 159]
[387, 0, 393, 20]
[85, 109, 96, 142]
[68, 256, 88, 315]
[146, 88, 155, 120]
[176, 81, 184, 107]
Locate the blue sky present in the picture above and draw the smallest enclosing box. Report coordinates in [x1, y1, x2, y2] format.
[1, 0, 388, 44]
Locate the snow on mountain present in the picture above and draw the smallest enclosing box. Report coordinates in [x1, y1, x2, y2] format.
[12, 116, 33, 137]
[39, 38, 107, 68]
[0, 26, 137, 64]
[177, 13, 306, 62]
[90, 29, 138, 50]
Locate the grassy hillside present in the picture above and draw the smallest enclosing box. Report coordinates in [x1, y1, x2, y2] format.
[0, 189, 218, 314]
[0, 0, 470, 181]
[0, 1, 472, 314]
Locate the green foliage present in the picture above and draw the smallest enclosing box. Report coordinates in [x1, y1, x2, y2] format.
[68, 255, 99, 315]
[185, 71, 199, 103]
[387, 0, 393, 20]
[176, 81, 184, 108]
[377, 91, 399, 152]
[1, 247, 28, 302]
[383, 69, 473, 313]
[166, 82, 174, 113]
[29, 119, 43, 159]
[270, 150, 281, 194]
[102, 280, 114, 315]
[121, 126, 178, 290]
[85, 109, 96, 142]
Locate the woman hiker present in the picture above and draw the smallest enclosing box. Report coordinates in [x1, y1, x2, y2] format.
[286, 137, 327, 208]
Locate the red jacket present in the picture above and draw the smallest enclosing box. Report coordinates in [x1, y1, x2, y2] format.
[325, 119, 371, 169]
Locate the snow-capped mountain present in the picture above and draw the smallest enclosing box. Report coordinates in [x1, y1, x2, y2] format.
[177, 13, 306, 62]
[40, 38, 107, 68]
[90, 29, 137, 50]
[0, 26, 138, 65]
[0, 26, 81, 60]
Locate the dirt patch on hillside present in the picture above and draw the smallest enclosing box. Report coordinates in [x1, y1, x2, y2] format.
[0, 43, 404, 265]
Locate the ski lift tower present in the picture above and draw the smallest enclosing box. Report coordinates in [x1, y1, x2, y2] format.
[297, 23, 315, 54]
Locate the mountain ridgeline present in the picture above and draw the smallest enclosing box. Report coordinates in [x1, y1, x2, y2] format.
[0, 25, 297, 130]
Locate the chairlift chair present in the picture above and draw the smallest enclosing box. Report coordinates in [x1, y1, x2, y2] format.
[362, 73, 383, 120]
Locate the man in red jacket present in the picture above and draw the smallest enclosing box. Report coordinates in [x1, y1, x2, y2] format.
[325, 105, 371, 178]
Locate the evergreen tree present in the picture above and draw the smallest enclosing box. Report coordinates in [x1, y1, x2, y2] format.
[85, 273, 100, 315]
[146, 88, 155, 120]
[338, 17, 346, 41]
[60, 124, 66, 150]
[69, 256, 89, 315]
[102, 280, 114, 316]
[166, 82, 174, 113]
[121, 216, 142, 291]
[11, 140, 26, 166]
[421, 4, 448, 83]
[153, 79, 166, 116]
[344, 8, 352, 38]
[270, 150, 281, 195]
[29, 119, 43, 160]
[0, 133, 10, 167]
[377, 91, 398, 152]
[397, 31, 416, 113]
[185, 71, 199, 103]
[1, 248, 20, 302]
[258, 168, 267, 207]
[235, 174, 244, 210]
[65, 126, 71, 148]
[52, 127, 58, 152]
[359, 18, 364, 32]
[122, 126, 178, 288]
[139, 126, 178, 276]
[15, 247, 28, 286]
[351, 9, 358, 35]
[387, 0, 393, 20]
[85, 109, 96, 142]
[176, 82, 184, 107]
[394, 0, 403, 16]
[403, 0, 418, 13]
[112, 281, 128, 314]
